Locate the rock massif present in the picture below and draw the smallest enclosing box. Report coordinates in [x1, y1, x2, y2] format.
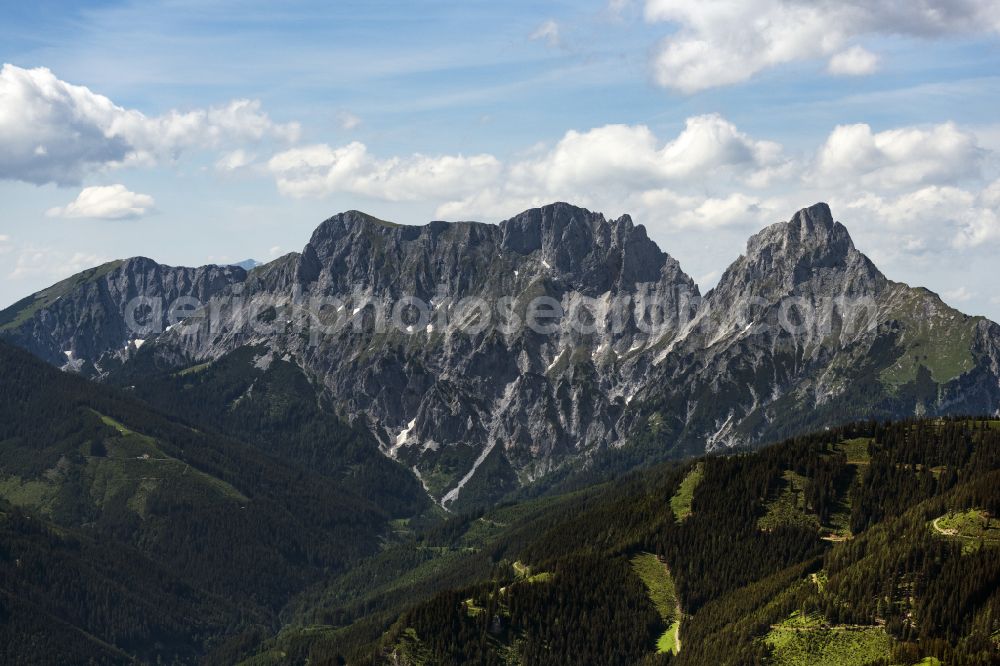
[0, 257, 246, 369]
[628, 204, 1000, 456]
[4, 202, 999, 508]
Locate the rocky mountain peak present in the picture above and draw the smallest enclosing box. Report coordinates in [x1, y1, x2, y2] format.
[709, 202, 884, 306]
[8, 202, 999, 511]
[304, 210, 407, 261]
[498, 202, 673, 289]
[744, 202, 851, 266]
[498, 202, 606, 253]
[292, 203, 685, 298]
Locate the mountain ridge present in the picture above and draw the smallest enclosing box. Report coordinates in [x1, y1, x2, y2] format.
[3, 201, 999, 509]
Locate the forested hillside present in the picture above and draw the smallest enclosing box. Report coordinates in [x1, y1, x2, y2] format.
[241, 419, 1000, 665]
[0, 340, 425, 663]
[110, 344, 431, 517]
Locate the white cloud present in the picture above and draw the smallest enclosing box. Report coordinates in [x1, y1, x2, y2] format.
[46, 184, 155, 220]
[952, 196, 1000, 249]
[529, 19, 561, 48]
[0, 64, 300, 185]
[267, 142, 502, 201]
[981, 177, 1000, 208]
[844, 182, 1000, 251]
[943, 286, 974, 303]
[661, 115, 786, 179]
[643, 0, 1000, 92]
[268, 245, 282, 257]
[435, 115, 788, 221]
[815, 122, 983, 189]
[827, 46, 880, 76]
[672, 193, 768, 229]
[337, 111, 362, 130]
[436, 115, 791, 228]
[215, 149, 255, 172]
[0, 234, 10, 254]
[8, 247, 108, 280]
[508, 115, 786, 194]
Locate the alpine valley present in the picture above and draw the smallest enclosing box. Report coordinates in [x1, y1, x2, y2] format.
[1, 202, 999, 665]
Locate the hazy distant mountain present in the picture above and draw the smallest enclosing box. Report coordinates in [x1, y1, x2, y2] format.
[4, 202, 1000, 510]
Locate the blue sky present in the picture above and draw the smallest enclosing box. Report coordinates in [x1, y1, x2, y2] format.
[2, 0, 1000, 317]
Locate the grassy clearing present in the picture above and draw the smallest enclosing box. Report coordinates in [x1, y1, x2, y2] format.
[96, 411, 248, 503]
[758, 471, 820, 532]
[657, 619, 681, 654]
[462, 560, 551, 618]
[0, 476, 59, 516]
[837, 438, 872, 466]
[669, 462, 703, 523]
[810, 571, 828, 593]
[96, 413, 139, 436]
[765, 611, 892, 666]
[176, 361, 212, 377]
[463, 599, 486, 617]
[630, 553, 680, 655]
[630, 554, 676, 620]
[932, 509, 1000, 553]
[511, 560, 551, 584]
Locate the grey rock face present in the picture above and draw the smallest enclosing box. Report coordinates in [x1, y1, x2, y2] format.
[5, 201, 1000, 509]
[142, 203, 699, 507]
[0, 257, 246, 370]
[628, 203, 1000, 454]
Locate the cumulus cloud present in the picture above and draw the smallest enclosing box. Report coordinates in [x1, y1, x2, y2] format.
[672, 193, 769, 229]
[434, 115, 788, 222]
[267, 142, 502, 201]
[845, 182, 1000, 251]
[0, 63, 300, 185]
[643, 0, 1000, 92]
[982, 178, 1000, 208]
[509, 115, 786, 194]
[46, 184, 155, 220]
[529, 19, 561, 48]
[215, 149, 255, 172]
[815, 122, 984, 189]
[827, 46, 880, 76]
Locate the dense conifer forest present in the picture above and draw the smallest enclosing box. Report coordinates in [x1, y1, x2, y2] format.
[0, 341, 422, 663]
[293, 419, 1000, 665]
